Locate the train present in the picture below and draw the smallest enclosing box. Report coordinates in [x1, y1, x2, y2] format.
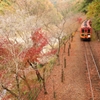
[80, 20, 92, 41]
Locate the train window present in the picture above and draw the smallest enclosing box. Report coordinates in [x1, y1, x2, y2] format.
[82, 29, 84, 33]
[88, 29, 90, 33]
[82, 34, 84, 36]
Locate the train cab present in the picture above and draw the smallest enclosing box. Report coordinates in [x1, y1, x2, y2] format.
[80, 20, 92, 40]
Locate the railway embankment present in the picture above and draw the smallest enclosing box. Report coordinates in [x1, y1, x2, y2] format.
[37, 30, 100, 100]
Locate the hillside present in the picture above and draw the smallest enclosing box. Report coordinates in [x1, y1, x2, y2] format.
[0, 0, 100, 99]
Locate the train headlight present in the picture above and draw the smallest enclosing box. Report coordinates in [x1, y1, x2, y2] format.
[88, 35, 91, 38]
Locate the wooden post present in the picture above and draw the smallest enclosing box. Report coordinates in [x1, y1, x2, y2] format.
[61, 68, 64, 83]
[43, 68, 47, 94]
[68, 42, 71, 56]
[53, 79, 56, 98]
[68, 48, 70, 56]
[69, 42, 71, 49]
[63, 43, 66, 53]
[64, 58, 66, 68]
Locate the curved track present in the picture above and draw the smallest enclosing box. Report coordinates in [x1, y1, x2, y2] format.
[84, 41, 100, 100]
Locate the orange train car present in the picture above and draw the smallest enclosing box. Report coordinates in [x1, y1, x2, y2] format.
[80, 20, 92, 40]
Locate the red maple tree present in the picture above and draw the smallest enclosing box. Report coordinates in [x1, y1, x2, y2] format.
[0, 28, 57, 99]
[20, 28, 50, 64]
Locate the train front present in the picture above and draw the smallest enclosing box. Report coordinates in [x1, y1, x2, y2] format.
[80, 20, 92, 41]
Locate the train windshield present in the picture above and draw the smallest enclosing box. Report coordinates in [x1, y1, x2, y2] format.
[88, 29, 90, 33]
[81, 28, 91, 33]
[82, 29, 84, 33]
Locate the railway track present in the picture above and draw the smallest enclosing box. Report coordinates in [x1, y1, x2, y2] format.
[84, 41, 100, 100]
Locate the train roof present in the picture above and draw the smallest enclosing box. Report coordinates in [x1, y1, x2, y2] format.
[81, 20, 91, 28]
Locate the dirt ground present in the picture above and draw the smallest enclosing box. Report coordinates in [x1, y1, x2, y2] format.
[37, 30, 100, 100]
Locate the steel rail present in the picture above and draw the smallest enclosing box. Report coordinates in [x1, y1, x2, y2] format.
[89, 43, 100, 79]
[84, 42, 100, 100]
[84, 45, 94, 100]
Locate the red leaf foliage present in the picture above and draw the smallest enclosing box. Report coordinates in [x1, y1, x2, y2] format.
[20, 28, 48, 64]
[0, 36, 21, 65]
[31, 28, 48, 49]
[20, 28, 57, 65]
[2, 94, 12, 100]
[0, 37, 11, 64]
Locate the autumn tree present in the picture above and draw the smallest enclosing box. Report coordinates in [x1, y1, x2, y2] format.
[0, 35, 24, 100]
[86, 0, 100, 29]
[80, 0, 93, 13]
[20, 28, 57, 95]
[43, 1, 82, 64]
[0, 0, 87, 99]
[0, 28, 55, 99]
[0, 0, 14, 14]
[86, 0, 100, 40]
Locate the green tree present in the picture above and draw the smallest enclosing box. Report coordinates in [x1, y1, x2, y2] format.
[86, 0, 100, 31]
[0, 0, 14, 14]
[80, 0, 93, 13]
